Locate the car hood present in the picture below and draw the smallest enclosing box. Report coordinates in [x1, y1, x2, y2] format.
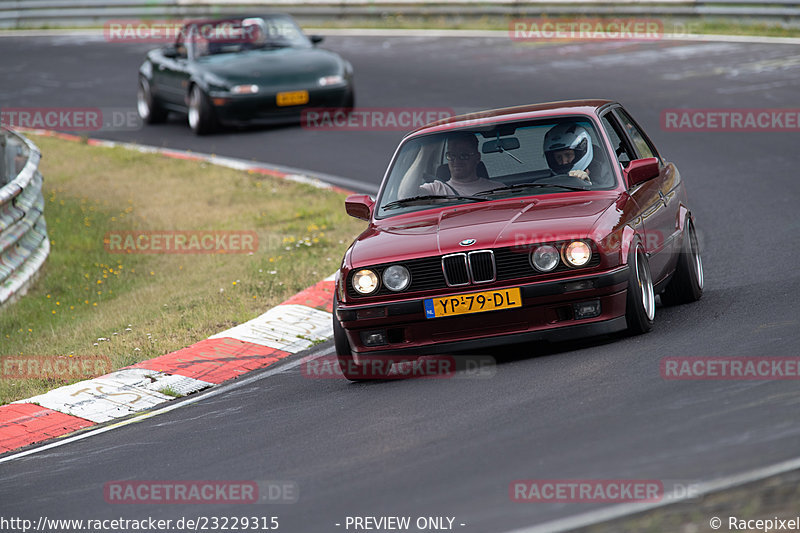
[197, 47, 343, 86]
[350, 194, 619, 267]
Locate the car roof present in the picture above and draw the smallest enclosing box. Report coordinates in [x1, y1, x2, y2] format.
[407, 99, 617, 138]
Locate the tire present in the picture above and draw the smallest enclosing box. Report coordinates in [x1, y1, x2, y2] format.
[137, 76, 167, 124]
[343, 89, 355, 110]
[625, 241, 655, 334]
[188, 84, 218, 135]
[333, 297, 392, 381]
[661, 219, 704, 305]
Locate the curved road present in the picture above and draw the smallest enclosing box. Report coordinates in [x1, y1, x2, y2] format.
[1, 31, 799, 532]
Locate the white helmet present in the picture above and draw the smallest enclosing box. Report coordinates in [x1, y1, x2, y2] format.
[544, 123, 593, 175]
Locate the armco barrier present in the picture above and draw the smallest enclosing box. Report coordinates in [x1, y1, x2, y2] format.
[0, 0, 799, 28]
[0, 128, 49, 306]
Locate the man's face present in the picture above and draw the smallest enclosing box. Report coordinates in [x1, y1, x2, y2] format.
[553, 148, 576, 166]
[446, 138, 479, 181]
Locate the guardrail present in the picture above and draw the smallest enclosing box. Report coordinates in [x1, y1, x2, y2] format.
[0, 128, 49, 307]
[1, 0, 799, 28]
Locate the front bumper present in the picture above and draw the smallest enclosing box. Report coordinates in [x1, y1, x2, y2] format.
[209, 85, 351, 125]
[337, 266, 630, 357]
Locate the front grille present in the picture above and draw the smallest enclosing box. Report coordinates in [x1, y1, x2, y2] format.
[468, 250, 496, 283]
[442, 254, 470, 286]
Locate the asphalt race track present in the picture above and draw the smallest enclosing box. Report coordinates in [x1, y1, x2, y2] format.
[1, 31, 800, 532]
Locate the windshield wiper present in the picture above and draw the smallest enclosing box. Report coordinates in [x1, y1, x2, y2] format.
[476, 182, 589, 196]
[383, 194, 488, 210]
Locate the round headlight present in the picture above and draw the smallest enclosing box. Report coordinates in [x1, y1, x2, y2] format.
[352, 269, 379, 295]
[531, 245, 560, 272]
[564, 241, 592, 267]
[382, 265, 411, 292]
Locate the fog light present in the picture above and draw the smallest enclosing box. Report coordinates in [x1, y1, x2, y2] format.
[573, 300, 601, 319]
[361, 330, 388, 346]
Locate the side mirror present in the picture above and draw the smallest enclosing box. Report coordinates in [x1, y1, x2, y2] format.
[310, 35, 324, 45]
[624, 157, 660, 188]
[345, 194, 374, 221]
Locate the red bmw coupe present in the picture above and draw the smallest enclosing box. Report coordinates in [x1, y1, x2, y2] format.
[334, 100, 703, 380]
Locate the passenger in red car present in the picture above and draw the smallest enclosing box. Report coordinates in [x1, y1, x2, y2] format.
[419, 133, 496, 196]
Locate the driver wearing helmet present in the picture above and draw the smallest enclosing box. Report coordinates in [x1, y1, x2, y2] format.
[543, 123, 601, 185]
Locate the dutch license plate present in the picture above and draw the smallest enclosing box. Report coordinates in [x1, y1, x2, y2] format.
[276, 90, 309, 107]
[424, 287, 522, 319]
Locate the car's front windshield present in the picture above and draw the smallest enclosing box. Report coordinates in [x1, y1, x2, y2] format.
[187, 16, 311, 57]
[375, 117, 617, 218]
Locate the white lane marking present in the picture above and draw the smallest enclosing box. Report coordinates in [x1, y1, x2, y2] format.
[14, 369, 213, 423]
[285, 173, 333, 189]
[210, 305, 333, 353]
[501, 455, 800, 533]
[0, 351, 320, 464]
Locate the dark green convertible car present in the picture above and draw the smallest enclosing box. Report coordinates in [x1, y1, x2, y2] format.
[136, 14, 355, 134]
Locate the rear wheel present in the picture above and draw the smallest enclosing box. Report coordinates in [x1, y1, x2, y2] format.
[188, 85, 218, 135]
[333, 297, 392, 381]
[661, 220, 703, 305]
[137, 76, 167, 124]
[625, 241, 655, 334]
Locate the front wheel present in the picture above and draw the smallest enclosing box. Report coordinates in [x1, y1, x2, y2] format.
[625, 241, 655, 334]
[343, 89, 355, 110]
[661, 219, 703, 305]
[188, 85, 218, 135]
[137, 76, 167, 124]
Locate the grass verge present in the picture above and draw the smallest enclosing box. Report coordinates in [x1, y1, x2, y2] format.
[0, 134, 366, 405]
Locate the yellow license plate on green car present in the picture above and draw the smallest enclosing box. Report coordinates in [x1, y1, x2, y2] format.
[424, 288, 522, 319]
[276, 90, 309, 107]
